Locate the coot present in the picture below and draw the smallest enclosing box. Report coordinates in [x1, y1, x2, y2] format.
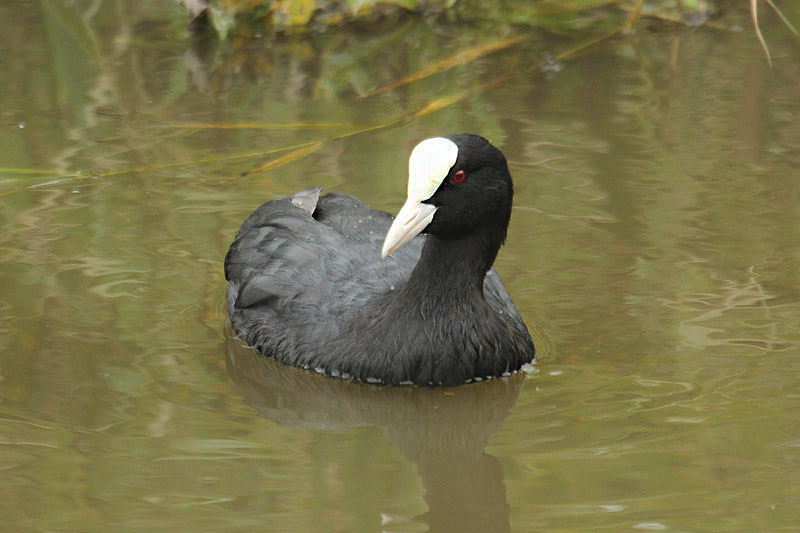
[225, 133, 535, 386]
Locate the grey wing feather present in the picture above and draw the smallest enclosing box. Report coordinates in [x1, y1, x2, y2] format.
[290, 187, 322, 214]
[225, 190, 420, 315]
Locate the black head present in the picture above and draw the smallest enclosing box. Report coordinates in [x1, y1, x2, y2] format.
[381, 133, 515, 260]
[423, 134, 513, 240]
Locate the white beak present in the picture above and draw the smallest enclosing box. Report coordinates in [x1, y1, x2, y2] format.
[381, 199, 437, 259]
[381, 136, 457, 259]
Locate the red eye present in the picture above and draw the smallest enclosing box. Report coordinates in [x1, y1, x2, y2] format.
[453, 170, 466, 183]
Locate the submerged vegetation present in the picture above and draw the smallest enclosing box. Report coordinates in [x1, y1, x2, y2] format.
[58, 0, 800, 185]
[181, 0, 799, 68]
[172, 0, 800, 100]
[183, 0, 626, 34]
[1, 0, 797, 191]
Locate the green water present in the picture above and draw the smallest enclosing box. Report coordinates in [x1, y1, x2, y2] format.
[1, 1, 799, 531]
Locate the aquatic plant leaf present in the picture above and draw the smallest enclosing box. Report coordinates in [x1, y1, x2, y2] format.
[751, 0, 773, 67]
[218, 141, 324, 184]
[763, 0, 799, 36]
[624, 0, 645, 31]
[98, 146, 308, 178]
[410, 94, 468, 119]
[749, 0, 800, 65]
[355, 35, 525, 99]
[161, 122, 360, 130]
[0, 168, 60, 176]
[556, 29, 619, 61]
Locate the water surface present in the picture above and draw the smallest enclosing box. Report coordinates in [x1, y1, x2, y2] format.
[1, 2, 800, 530]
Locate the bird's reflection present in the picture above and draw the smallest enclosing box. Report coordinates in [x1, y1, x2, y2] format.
[225, 331, 525, 532]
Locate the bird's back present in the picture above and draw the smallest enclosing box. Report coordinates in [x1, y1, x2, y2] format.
[225, 188, 530, 381]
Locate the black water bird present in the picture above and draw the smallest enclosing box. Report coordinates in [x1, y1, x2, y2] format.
[224, 134, 535, 386]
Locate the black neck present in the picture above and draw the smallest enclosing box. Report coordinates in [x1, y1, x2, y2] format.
[399, 225, 506, 307]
